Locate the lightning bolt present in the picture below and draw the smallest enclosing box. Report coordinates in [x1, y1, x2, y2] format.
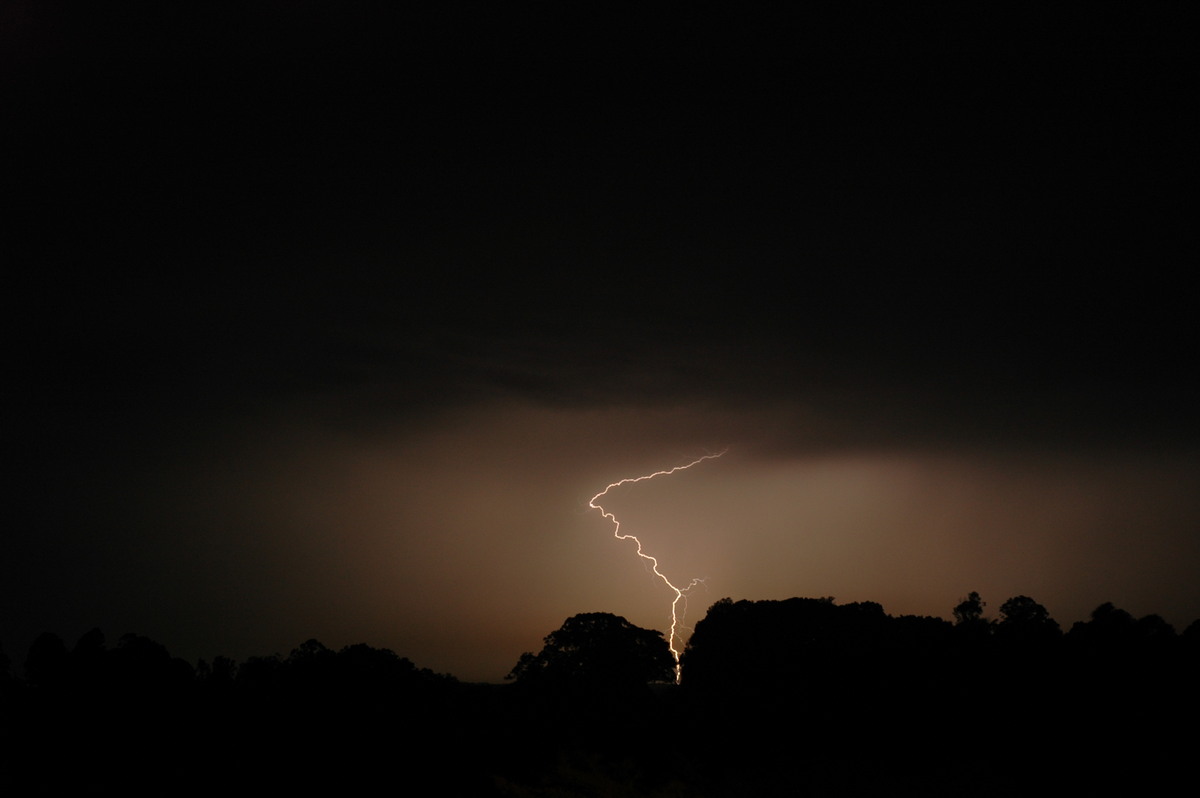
[588, 449, 727, 684]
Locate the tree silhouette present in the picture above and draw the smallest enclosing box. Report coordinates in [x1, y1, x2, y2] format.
[1067, 601, 1138, 652]
[24, 632, 69, 691]
[995, 595, 1060, 644]
[507, 612, 674, 691]
[951, 590, 992, 647]
[953, 591, 986, 625]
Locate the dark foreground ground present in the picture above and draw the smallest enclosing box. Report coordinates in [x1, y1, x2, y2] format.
[4, 599, 1196, 796]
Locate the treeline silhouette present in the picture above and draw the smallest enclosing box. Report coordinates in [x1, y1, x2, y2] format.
[3, 594, 1197, 796]
[677, 596, 1200, 795]
[2, 632, 472, 794]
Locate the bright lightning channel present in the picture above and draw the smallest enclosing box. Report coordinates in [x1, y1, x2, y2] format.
[588, 449, 727, 684]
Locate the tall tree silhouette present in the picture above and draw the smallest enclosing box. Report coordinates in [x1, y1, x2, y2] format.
[995, 595, 1060, 645]
[952, 590, 992, 646]
[507, 612, 674, 692]
[953, 591, 989, 625]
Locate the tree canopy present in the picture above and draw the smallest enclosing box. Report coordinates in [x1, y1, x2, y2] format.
[506, 612, 674, 691]
[995, 595, 1061, 644]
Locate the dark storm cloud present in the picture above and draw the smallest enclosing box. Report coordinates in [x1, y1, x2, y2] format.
[8, 51, 1193, 451]
[10, 36, 1193, 423]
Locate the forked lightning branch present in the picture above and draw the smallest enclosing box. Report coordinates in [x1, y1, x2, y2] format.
[587, 450, 728, 684]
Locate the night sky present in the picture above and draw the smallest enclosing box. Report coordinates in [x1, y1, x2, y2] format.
[4, 7, 1197, 682]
